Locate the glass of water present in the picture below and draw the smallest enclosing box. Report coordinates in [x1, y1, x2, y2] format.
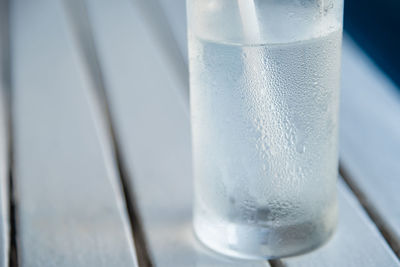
[188, 0, 343, 259]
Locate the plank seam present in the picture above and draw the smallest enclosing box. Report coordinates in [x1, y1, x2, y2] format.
[269, 259, 286, 267]
[8, 155, 17, 267]
[1, 0, 15, 265]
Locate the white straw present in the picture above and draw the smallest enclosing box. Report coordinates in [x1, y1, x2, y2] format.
[237, 0, 261, 43]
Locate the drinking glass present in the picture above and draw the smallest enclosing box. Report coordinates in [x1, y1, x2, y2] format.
[188, 0, 343, 259]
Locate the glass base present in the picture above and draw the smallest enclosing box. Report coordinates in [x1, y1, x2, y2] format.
[194, 212, 337, 259]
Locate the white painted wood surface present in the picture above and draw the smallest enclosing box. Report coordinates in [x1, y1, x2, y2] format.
[340, 37, 400, 252]
[84, 0, 400, 265]
[11, 0, 138, 266]
[0, 0, 10, 265]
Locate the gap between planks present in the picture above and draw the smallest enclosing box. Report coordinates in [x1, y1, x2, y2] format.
[62, 0, 153, 265]
[269, 259, 286, 267]
[0, 0, 17, 266]
[8, 147, 17, 267]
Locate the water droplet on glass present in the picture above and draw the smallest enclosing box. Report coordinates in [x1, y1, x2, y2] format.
[296, 143, 305, 153]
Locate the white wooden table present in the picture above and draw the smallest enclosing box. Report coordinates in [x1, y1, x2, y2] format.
[0, 0, 399, 266]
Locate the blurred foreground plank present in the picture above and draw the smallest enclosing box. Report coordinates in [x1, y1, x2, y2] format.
[11, 0, 138, 266]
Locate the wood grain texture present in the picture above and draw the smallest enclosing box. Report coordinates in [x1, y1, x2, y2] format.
[84, 0, 400, 265]
[11, 0, 138, 266]
[340, 36, 400, 253]
[0, 0, 10, 265]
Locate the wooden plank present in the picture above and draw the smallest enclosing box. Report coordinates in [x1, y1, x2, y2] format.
[0, 0, 10, 265]
[10, 0, 138, 266]
[84, 0, 267, 266]
[84, 0, 400, 266]
[340, 36, 400, 253]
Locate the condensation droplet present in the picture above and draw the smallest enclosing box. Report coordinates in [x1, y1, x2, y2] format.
[296, 143, 306, 153]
